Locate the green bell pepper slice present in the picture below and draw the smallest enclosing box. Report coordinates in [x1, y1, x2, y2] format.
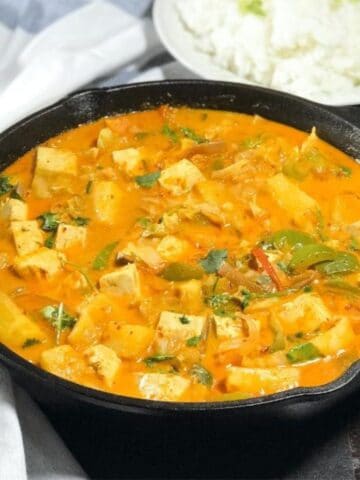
[286, 343, 323, 364]
[265, 229, 315, 250]
[316, 252, 360, 276]
[325, 279, 360, 297]
[288, 244, 338, 272]
[162, 262, 204, 281]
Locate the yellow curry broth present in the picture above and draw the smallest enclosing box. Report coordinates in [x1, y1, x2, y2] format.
[0, 106, 359, 402]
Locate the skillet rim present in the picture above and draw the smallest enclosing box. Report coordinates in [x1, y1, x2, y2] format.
[0, 79, 360, 414]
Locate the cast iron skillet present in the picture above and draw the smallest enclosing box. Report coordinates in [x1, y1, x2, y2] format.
[1, 80, 360, 420]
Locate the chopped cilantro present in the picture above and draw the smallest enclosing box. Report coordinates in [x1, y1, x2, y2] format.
[135, 171, 161, 188]
[186, 336, 201, 347]
[10, 187, 23, 201]
[206, 293, 237, 317]
[37, 212, 60, 232]
[44, 232, 56, 249]
[92, 241, 118, 270]
[238, 0, 266, 16]
[137, 217, 152, 229]
[286, 342, 322, 364]
[85, 180, 93, 194]
[73, 216, 90, 226]
[22, 338, 41, 348]
[190, 364, 213, 387]
[199, 249, 228, 273]
[239, 289, 252, 309]
[144, 354, 176, 367]
[242, 134, 264, 148]
[0, 176, 14, 196]
[338, 165, 352, 177]
[303, 285, 313, 293]
[41, 303, 76, 344]
[179, 315, 190, 324]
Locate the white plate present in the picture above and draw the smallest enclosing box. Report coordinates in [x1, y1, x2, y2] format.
[153, 0, 360, 106]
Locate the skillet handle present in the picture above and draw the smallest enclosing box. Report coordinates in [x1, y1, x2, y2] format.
[327, 105, 360, 128]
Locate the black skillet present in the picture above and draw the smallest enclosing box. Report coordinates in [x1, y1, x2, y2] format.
[1, 80, 360, 421]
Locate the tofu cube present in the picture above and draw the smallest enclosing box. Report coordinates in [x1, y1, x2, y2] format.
[157, 235, 189, 262]
[267, 173, 318, 230]
[278, 294, 331, 335]
[13, 247, 64, 278]
[92, 181, 122, 224]
[85, 344, 121, 387]
[138, 373, 190, 401]
[99, 263, 141, 298]
[159, 159, 205, 196]
[32, 147, 77, 198]
[0, 199, 27, 221]
[312, 317, 355, 356]
[156, 311, 206, 353]
[214, 315, 243, 339]
[226, 366, 300, 395]
[104, 324, 154, 359]
[40, 345, 89, 383]
[113, 148, 143, 177]
[55, 223, 87, 251]
[11, 220, 44, 256]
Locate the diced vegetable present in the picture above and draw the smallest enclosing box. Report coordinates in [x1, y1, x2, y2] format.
[135, 171, 161, 189]
[162, 262, 204, 281]
[264, 230, 315, 250]
[316, 252, 360, 276]
[92, 242, 118, 270]
[286, 343, 322, 364]
[288, 244, 338, 272]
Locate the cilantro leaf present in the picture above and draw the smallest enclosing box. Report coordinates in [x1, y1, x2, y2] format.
[199, 249, 228, 273]
[0, 176, 14, 196]
[92, 241, 118, 270]
[41, 303, 76, 344]
[206, 293, 237, 317]
[22, 338, 41, 348]
[73, 216, 90, 226]
[135, 171, 161, 189]
[190, 364, 213, 387]
[44, 232, 56, 249]
[37, 212, 60, 232]
[186, 336, 201, 347]
[179, 315, 190, 324]
[143, 354, 176, 367]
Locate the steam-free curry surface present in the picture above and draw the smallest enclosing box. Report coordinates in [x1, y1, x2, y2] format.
[1, 106, 360, 402]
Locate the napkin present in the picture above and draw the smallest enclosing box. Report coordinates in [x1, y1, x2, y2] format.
[0, 0, 160, 133]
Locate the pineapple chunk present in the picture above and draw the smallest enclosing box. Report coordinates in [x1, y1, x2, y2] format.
[40, 345, 89, 383]
[85, 344, 121, 387]
[105, 324, 154, 359]
[99, 264, 141, 298]
[277, 294, 331, 335]
[0, 199, 27, 221]
[156, 311, 205, 353]
[13, 248, 64, 278]
[97, 128, 118, 149]
[0, 291, 46, 348]
[55, 223, 87, 251]
[214, 315, 243, 339]
[32, 147, 77, 198]
[113, 148, 143, 177]
[312, 317, 355, 356]
[157, 235, 189, 262]
[267, 173, 318, 229]
[226, 366, 300, 395]
[159, 159, 205, 196]
[11, 220, 44, 256]
[92, 181, 122, 224]
[138, 373, 190, 401]
[68, 293, 121, 349]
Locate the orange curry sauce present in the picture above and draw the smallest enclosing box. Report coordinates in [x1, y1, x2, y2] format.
[0, 106, 359, 402]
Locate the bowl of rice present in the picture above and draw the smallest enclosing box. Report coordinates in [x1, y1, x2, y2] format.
[153, 0, 360, 105]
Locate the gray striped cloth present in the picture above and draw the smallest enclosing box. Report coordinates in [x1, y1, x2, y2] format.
[0, 1, 194, 479]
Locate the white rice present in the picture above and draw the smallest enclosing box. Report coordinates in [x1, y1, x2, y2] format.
[175, 0, 360, 103]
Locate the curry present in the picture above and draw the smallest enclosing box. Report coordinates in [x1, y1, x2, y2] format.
[0, 106, 359, 402]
